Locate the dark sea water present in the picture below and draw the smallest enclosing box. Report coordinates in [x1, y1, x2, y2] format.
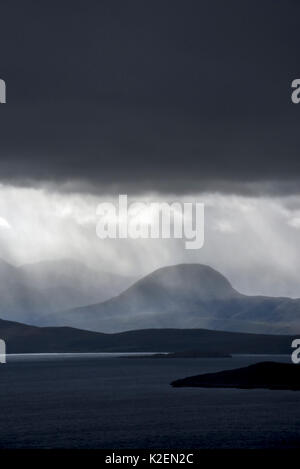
[0, 354, 299, 449]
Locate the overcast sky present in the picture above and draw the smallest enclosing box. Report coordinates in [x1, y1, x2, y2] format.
[0, 1, 300, 296]
[0, 0, 300, 193]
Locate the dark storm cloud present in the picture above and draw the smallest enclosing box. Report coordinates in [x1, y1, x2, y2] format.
[0, 0, 300, 194]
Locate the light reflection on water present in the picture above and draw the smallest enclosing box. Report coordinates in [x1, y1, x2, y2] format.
[6, 352, 164, 362]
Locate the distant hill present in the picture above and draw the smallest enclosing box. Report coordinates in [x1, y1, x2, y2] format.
[45, 264, 300, 334]
[0, 258, 133, 324]
[0, 317, 294, 354]
[171, 362, 300, 390]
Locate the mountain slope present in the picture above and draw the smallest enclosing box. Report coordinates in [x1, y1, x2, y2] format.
[44, 263, 300, 334]
[0, 258, 133, 324]
[19, 258, 134, 313]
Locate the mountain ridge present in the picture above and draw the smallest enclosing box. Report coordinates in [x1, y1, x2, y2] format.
[0, 317, 294, 354]
[42, 263, 300, 334]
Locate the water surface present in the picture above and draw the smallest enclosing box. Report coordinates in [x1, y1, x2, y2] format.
[0, 354, 298, 449]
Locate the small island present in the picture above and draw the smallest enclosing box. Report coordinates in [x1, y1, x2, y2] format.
[171, 361, 300, 390]
[123, 351, 232, 359]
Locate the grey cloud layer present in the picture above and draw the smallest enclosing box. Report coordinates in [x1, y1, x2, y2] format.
[0, 0, 300, 194]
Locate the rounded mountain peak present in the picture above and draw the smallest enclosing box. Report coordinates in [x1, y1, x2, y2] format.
[130, 263, 238, 301]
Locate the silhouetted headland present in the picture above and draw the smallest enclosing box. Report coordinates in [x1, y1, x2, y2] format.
[171, 362, 300, 390]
